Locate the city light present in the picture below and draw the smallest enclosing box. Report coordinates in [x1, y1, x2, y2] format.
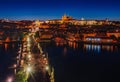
[27, 43, 31, 47]
[27, 66, 32, 73]
[27, 37, 30, 42]
[45, 66, 49, 71]
[28, 55, 31, 58]
[13, 64, 17, 68]
[7, 77, 12, 82]
[0, 4, 120, 82]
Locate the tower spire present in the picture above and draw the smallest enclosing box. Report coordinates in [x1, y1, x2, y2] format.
[64, 13, 67, 17]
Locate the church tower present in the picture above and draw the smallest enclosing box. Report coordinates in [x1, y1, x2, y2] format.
[62, 14, 73, 21]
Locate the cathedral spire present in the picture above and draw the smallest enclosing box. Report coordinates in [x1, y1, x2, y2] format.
[64, 13, 67, 17]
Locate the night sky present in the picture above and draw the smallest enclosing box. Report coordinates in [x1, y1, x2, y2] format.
[0, 0, 120, 20]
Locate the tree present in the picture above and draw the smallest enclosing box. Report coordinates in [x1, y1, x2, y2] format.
[15, 70, 27, 82]
[35, 31, 40, 38]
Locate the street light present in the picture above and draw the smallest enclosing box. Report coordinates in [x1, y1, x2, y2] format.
[27, 66, 31, 73]
[28, 55, 31, 58]
[13, 64, 17, 68]
[27, 36, 30, 42]
[45, 66, 49, 71]
[7, 77, 12, 82]
[27, 43, 31, 47]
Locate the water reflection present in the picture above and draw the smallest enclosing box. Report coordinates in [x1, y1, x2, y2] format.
[68, 41, 78, 49]
[84, 44, 101, 53]
[63, 47, 67, 56]
[68, 41, 73, 47]
[102, 45, 114, 52]
[12, 44, 15, 48]
[84, 44, 115, 53]
[5, 43, 9, 51]
[73, 42, 78, 49]
[58, 41, 117, 53]
[4, 43, 15, 51]
[56, 42, 64, 46]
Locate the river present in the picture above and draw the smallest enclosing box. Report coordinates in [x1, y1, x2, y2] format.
[0, 42, 120, 82]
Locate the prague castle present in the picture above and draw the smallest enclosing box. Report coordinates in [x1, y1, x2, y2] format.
[33, 14, 110, 28]
[62, 14, 73, 21]
[45, 14, 110, 25]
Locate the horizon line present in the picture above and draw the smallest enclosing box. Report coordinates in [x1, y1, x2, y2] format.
[0, 16, 120, 21]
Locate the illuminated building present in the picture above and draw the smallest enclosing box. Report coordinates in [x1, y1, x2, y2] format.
[45, 14, 109, 26]
[85, 36, 114, 43]
[62, 14, 73, 21]
[32, 14, 111, 29]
